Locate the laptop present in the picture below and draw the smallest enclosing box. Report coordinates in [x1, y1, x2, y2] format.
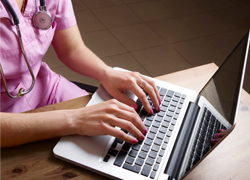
[54, 31, 249, 180]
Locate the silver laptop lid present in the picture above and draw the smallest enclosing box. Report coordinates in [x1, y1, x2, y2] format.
[197, 31, 249, 126]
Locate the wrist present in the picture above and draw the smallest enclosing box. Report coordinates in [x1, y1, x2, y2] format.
[61, 109, 79, 136]
[96, 65, 113, 84]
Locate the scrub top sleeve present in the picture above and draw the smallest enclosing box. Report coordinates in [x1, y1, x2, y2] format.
[54, 0, 76, 31]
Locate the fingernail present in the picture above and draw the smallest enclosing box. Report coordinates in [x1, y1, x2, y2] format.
[219, 129, 225, 132]
[211, 139, 218, 143]
[144, 128, 148, 134]
[214, 133, 220, 138]
[158, 105, 161, 112]
[150, 108, 154, 115]
[159, 98, 162, 104]
[131, 104, 137, 111]
[159, 91, 161, 95]
[141, 135, 145, 140]
[133, 139, 138, 144]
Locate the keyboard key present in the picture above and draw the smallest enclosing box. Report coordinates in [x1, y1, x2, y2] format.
[141, 144, 150, 152]
[162, 121, 169, 128]
[155, 116, 163, 122]
[144, 120, 152, 127]
[129, 150, 138, 158]
[111, 142, 117, 149]
[123, 164, 141, 173]
[160, 88, 167, 95]
[167, 131, 172, 137]
[125, 156, 135, 165]
[164, 116, 171, 122]
[103, 155, 110, 162]
[115, 138, 123, 144]
[159, 149, 165, 157]
[156, 157, 162, 164]
[168, 106, 176, 112]
[157, 111, 165, 117]
[132, 144, 141, 151]
[157, 132, 165, 140]
[169, 124, 175, 131]
[153, 163, 159, 171]
[162, 101, 169, 107]
[154, 138, 162, 146]
[135, 158, 144, 166]
[108, 148, 118, 156]
[170, 101, 178, 107]
[138, 151, 147, 159]
[150, 127, 158, 134]
[164, 137, 170, 143]
[166, 90, 174, 97]
[146, 157, 155, 166]
[122, 142, 132, 151]
[175, 92, 181, 97]
[141, 164, 152, 177]
[178, 104, 183, 109]
[145, 139, 153, 146]
[151, 144, 160, 152]
[176, 108, 181, 114]
[171, 120, 177, 125]
[149, 151, 157, 159]
[147, 133, 156, 140]
[164, 96, 171, 102]
[140, 108, 148, 116]
[147, 115, 155, 121]
[172, 96, 180, 102]
[180, 98, 185, 104]
[152, 121, 160, 128]
[162, 143, 167, 150]
[150, 171, 156, 179]
[159, 127, 168, 133]
[166, 111, 174, 117]
[114, 150, 127, 167]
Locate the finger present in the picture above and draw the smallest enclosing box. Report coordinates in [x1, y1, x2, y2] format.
[106, 99, 147, 135]
[107, 126, 140, 144]
[107, 115, 145, 142]
[141, 76, 160, 111]
[219, 129, 226, 133]
[214, 133, 224, 139]
[211, 139, 218, 145]
[129, 82, 153, 114]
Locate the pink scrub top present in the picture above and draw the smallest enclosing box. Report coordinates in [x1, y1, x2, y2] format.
[0, 0, 88, 113]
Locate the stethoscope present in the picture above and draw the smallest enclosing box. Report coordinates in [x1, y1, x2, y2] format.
[0, 0, 52, 98]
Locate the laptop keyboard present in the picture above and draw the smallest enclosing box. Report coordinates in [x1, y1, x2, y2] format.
[185, 107, 227, 173]
[103, 87, 186, 179]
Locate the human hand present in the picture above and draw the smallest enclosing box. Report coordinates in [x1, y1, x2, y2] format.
[211, 129, 228, 145]
[72, 99, 147, 144]
[100, 68, 161, 114]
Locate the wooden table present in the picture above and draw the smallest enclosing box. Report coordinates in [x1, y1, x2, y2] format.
[2, 63, 250, 180]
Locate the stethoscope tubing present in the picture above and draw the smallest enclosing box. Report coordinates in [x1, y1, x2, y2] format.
[0, 0, 36, 98]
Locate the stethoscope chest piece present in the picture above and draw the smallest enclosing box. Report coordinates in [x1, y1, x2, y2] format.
[33, 7, 52, 30]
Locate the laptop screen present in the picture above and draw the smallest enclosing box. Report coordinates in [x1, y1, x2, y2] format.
[198, 31, 249, 125]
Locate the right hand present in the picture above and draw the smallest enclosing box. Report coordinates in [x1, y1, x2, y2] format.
[71, 99, 147, 144]
[211, 129, 228, 145]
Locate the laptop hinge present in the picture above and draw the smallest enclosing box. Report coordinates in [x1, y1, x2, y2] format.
[165, 102, 200, 180]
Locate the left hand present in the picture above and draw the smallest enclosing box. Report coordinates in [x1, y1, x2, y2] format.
[100, 68, 161, 114]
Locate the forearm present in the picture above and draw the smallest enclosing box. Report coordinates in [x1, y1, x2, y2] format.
[65, 45, 112, 82]
[0, 110, 75, 148]
[52, 25, 112, 83]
